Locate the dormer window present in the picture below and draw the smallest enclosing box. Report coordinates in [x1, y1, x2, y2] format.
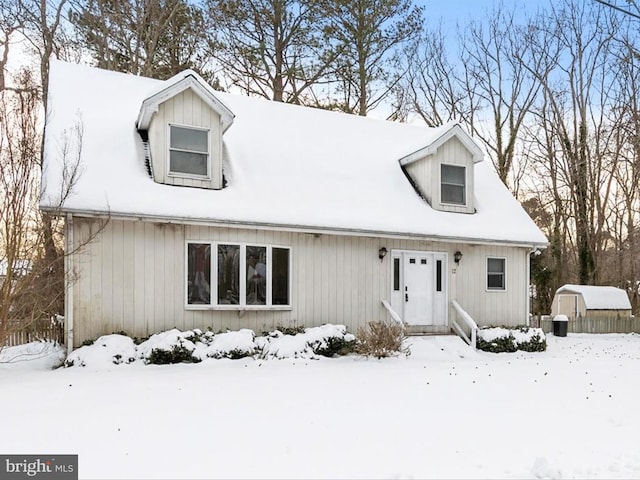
[169, 124, 209, 177]
[441, 164, 466, 205]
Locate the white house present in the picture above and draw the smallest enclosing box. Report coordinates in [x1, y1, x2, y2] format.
[41, 61, 548, 351]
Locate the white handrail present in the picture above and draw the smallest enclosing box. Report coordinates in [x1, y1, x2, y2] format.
[451, 300, 478, 348]
[381, 300, 404, 325]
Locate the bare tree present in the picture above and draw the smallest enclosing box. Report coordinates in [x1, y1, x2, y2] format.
[323, 0, 424, 115]
[602, 25, 640, 309]
[0, 68, 85, 347]
[70, 0, 210, 80]
[392, 27, 474, 126]
[20, 0, 69, 112]
[0, 0, 24, 92]
[204, 0, 339, 103]
[526, 0, 620, 285]
[456, 8, 556, 190]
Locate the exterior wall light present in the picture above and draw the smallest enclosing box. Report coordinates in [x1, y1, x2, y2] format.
[454, 251, 463, 264]
[378, 247, 388, 262]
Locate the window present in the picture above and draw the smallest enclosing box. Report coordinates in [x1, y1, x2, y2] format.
[393, 258, 400, 291]
[187, 242, 290, 307]
[187, 243, 211, 304]
[487, 257, 505, 290]
[217, 244, 240, 304]
[441, 164, 466, 205]
[436, 260, 442, 292]
[272, 248, 290, 305]
[169, 125, 209, 177]
[246, 246, 267, 305]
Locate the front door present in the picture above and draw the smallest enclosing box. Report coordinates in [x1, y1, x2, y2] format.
[404, 254, 433, 325]
[391, 250, 448, 326]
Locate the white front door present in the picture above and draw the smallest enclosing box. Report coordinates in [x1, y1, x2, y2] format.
[391, 250, 448, 326]
[404, 254, 433, 325]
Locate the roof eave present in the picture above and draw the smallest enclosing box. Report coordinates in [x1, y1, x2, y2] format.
[136, 74, 235, 131]
[399, 124, 484, 167]
[45, 205, 549, 249]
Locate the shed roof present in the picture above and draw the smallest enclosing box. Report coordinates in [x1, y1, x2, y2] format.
[41, 61, 548, 247]
[556, 284, 632, 310]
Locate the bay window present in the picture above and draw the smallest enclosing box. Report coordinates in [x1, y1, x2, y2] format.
[187, 242, 291, 308]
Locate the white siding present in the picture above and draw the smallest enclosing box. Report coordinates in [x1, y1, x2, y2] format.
[71, 218, 532, 346]
[405, 136, 475, 214]
[148, 88, 223, 189]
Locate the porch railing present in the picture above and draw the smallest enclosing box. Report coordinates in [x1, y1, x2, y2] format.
[451, 300, 477, 348]
[381, 299, 404, 325]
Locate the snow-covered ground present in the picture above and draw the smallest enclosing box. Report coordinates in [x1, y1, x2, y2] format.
[2, 333, 640, 479]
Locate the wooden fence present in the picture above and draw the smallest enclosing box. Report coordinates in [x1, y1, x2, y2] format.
[531, 315, 640, 334]
[2, 319, 64, 347]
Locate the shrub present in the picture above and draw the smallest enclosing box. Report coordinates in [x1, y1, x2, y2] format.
[356, 320, 409, 358]
[270, 325, 305, 336]
[476, 335, 517, 353]
[476, 326, 546, 353]
[132, 336, 149, 346]
[183, 329, 204, 344]
[304, 324, 356, 358]
[313, 335, 356, 357]
[146, 343, 201, 365]
[205, 329, 256, 359]
[227, 348, 251, 360]
[517, 332, 547, 352]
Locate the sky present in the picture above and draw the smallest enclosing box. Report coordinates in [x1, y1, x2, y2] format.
[421, 0, 552, 28]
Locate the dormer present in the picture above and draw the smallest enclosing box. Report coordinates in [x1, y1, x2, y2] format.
[137, 71, 234, 190]
[399, 124, 483, 214]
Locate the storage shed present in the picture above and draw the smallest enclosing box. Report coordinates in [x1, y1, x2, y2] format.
[551, 284, 632, 319]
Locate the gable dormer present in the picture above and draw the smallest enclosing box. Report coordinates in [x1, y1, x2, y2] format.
[399, 124, 483, 214]
[137, 71, 234, 190]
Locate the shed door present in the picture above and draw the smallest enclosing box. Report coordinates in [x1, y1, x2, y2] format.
[557, 294, 579, 319]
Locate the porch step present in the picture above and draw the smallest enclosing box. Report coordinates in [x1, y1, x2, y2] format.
[405, 325, 452, 336]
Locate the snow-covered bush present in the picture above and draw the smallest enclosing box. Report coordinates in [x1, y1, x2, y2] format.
[64, 324, 359, 366]
[65, 334, 137, 367]
[305, 324, 356, 357]
[356, 320, 408, 358]
[476, 326, 546, 353]
[137, 329, 202, 364]
[260, 324, 356, 359]
[0, 340, 66, 369]
[204, 329, 256, 359]
[270, 325, 305, 336]
[260, 331, 314, 359]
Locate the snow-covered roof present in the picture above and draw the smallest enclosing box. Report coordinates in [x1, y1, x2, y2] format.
[399, 123, 484, 165]
[41, 61, 548, 247]
[556, 284, 632, 310]
[136, 69, 234, 132]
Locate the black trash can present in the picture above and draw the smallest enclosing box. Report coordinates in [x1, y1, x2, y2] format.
[552, 314, 568, 337]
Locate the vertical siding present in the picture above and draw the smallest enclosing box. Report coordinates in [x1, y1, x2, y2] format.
[148, 88, 223, 190]
[450, 243, 528, 327]
[72, 218, 532, 345]
[405, 136, 475, 214]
